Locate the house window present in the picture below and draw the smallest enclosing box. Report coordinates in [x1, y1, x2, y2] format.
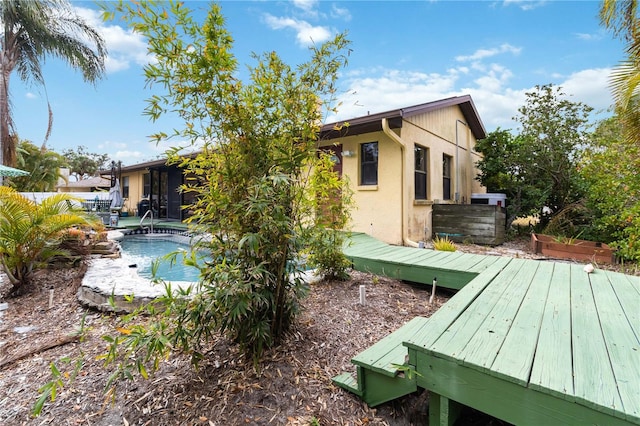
[143, 173, 150, 198]
[443, 154, 452, 200]
[122, 176, 130, 198]
[414, 145, 428, 200]
[360, 142, 378, 185]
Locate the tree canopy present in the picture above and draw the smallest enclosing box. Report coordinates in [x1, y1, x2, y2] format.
[62, 145, 110, 181]
[476, 84, 592, 229]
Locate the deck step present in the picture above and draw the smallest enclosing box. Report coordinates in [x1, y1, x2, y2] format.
[331, 372, 363, 396]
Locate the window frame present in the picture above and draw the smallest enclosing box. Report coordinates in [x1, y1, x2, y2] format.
[122, 175, 130, 199]
[443, 154, 452, 200]
[360, 141, 379, 186]
[414, 145, 428, 200]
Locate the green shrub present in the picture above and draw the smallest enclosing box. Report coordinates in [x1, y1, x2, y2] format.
[0, 187, 95, 295]
[433, 235, 457, 252]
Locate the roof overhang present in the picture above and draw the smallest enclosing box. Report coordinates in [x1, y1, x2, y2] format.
[320, 95, 486, 140]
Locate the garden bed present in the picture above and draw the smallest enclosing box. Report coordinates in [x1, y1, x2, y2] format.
[530, 233, 615, 263]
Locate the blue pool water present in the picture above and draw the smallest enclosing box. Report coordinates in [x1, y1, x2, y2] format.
[119, 235, 203, 282]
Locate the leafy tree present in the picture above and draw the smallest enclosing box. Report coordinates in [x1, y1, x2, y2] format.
[475, 129, 545, 228]
[100, 0, 351, 377]
[0, 0, 107, 169]
[476, 85, 593, 230]
[9, 140, 66, 191]
[0, 186, 95, 296]
[580, 116, 640, 261]
[62, 145, 110, 181]
[514, 85, 592, 219]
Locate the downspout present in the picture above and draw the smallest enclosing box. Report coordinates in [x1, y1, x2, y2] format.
[382, 118, 420, 248]
[455, 119, 468, 203]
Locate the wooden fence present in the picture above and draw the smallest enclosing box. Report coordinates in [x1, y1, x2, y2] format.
[432, 204, 506, 245]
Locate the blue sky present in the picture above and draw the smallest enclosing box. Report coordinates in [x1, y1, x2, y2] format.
[12, 0, 624, 166]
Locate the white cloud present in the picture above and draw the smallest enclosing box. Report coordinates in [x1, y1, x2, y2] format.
[575, 32, 601, 41]
[328, 69, 459, 122]
[26, 92, 37, 99]
[455, 44, 521, 62]
[263, 14, 333, 46]
[559, 68, 614, 113]
[502, 0, 548, 11]
[326, 63, 613, 135]
[73, 6, 151, 74]
[331, 5, 352, 21]
[292, 0, 318, 14]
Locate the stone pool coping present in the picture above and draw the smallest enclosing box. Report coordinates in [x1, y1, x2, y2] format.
[78, 230, 320, 313]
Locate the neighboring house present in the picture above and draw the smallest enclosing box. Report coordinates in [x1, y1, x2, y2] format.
[102, 156, 196, 220]
[318, 95, 487, 246]
[56, 169, 111, 192]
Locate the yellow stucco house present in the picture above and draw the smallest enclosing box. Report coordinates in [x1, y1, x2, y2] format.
[318, 95, 487, 246]
[114, 95, 487, 245]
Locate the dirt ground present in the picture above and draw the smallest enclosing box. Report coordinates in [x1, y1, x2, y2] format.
[0, 238, 636, 425]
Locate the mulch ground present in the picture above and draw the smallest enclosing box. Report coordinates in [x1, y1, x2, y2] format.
[0, 237, 635, 425]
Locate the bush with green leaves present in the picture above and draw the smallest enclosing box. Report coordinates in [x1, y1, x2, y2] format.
[100, 0, 351, 377]
[0, 186, 96, 296]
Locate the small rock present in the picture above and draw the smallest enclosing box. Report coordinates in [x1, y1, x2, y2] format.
[13, 325, 37, 334]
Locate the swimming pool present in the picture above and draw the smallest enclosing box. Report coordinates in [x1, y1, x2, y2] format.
[119, 234, 203, 282]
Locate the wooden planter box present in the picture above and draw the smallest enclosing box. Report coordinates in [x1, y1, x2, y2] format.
[530, 233, 614, 263]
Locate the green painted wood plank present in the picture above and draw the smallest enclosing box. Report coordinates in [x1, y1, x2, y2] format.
[371, 247, 434, 264]
[438, 253, 495, 273]
[466, 254, 507, 273]
[489, 261, 554, 386]
[344, 244, 397, 258]
[570, 264, 623, 418]
[331, 372, 363, 396]
[360, 366, 417, 407]
[456, 260, 541, 374]
[410, 251, 470, 269]
[349, 256, 477, 289]
[430, 251, 468, 267]
[529, 262, 574, 399]
[607, 270, 640, 342]
[425, 258, 529, 362]
[352, 316, 430, 376]
[413, 351, 634, 426]
[404, 256, 513, 354]
[589, 270, 640, 422]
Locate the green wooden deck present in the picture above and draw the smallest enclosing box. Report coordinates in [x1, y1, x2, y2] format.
[343, 232, 504, 290]
[334, 233, 640, 425]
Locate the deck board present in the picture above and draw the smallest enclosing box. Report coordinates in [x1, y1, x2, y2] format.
[490, 261, 554, 386]
[529, 262, 574, 399]
[405, 256, 512, 355]
[570, 264, 623, 417]
[456, 260, 541, 375]
[589, 270, 640, 420]
[414, 258, 525, 359]
[607, 271, 640, 342]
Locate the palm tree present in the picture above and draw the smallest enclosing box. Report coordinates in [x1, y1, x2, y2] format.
[0, 186, 97, 295]
[600, 0, 640, 142]
[11, 139, 66, 191]
[0, 0, 106, 168]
